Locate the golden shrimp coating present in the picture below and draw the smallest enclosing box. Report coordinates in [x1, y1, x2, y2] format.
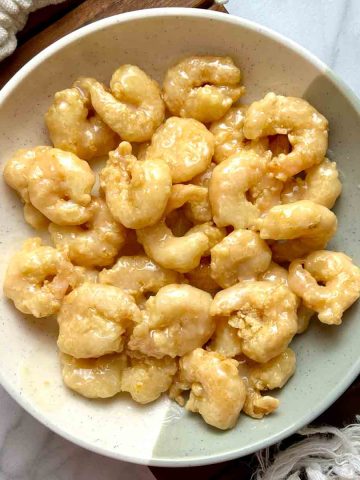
[281, 158, 342, 209]
[100, 142, 172, 229]
[186, 222, 226, 256]
[248, 173, 283, 214]
[244, 93, 328, 180]
[248, 348, 296, 391]
[259, 200, 337, 262]
[211, 281, 298, 363]
[288, 251, 360, 325]
[99, 255, 183, 298]
[136, 220, 209, 273]
[243, 387, 279, 419]
[70, 266, 99, 288]
[185, 260, 220, 295]
[296, 303, 314, 334]
[3, 146, 52, 203]
[210, 229, 272, 289]
[57, 283, 140, 358]
[207, 317, 242, 357]
[80, 65, 165, 142]
[26, 148, 95, 225]
[23, 203, 49, 230]
[209, 149, 271, 229]
[128, 285, 214, 358]
[171, 348, 246, 430]
[60, 353, 126, 399]
[165, 184, 211, 224]
[49, 197, 126, 268]
[121, 355, 177, 404]
[3, 238, 73, 318]
[145, 117, 214, 183]
[45, 84, 118, 160]
[163, 56, 244, 123]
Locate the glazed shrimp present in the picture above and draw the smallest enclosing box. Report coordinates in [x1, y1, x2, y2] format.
[210, 229, 272, 288]
[288, 250, 360, 325]
[27, 148, 95, 225]
[281, 158, 342, 209]
[144, 117, 214, 183]
[79, 65, 165, 142]
[128, 284, 214, 358]
[169, 348, 246, 430]
[100, 142, 172, 229]
[163, 56, 244, 123]
[3, 238, 73, 318]
[243, 93, 328, 180]
[45, 83, 119, 160]
[57, 282, 140, 358]
[165, 184, 211, 224]
[209, 149, 271, 229]
[207, 317, 242, 357]
[211, 281, 298, 363]
[259, 200, 337, 262]
[49, 197, 127, 267]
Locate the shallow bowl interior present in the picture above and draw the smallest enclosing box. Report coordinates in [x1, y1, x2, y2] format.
[0, 8, 360, 467]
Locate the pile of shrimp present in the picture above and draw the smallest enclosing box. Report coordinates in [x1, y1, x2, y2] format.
[3, 56, 360, 431]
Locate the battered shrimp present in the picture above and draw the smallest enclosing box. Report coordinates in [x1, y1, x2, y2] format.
[259, 200, 337, 262]
[170, 348, 246, 430]
[136, 220, 209, 273]
[60, 352, 126, 399]
[70, 266, 99, 288]
[121, 355, 177, 404]
[144, 117, 214, 183]
[288, 250, 360, 325]
[57, 283, 140, 358]
[210, 229, 272, 288]
[211, 281, 298, 363]
[281, 158, 342, 209]
[128, 285, 214, 358]
[79, 65, 165, 142]
[185, 259, 220, 295]
[3, 146, 52, 203]
[185, 222, 226, 256]
[45, 84, 118, 160]
[248, 348, 296, 391]
[27, 148, 95, 225]
[163, 56, 244, 123]
[248, 173, 283, 214]
[207, 317, 242, 357]
[100, 142, 172, 229]
[243, 93, 328, 180]
[49, 197, 127, 267]
[165, 184, 211, 224]
[3, 238, 73, 318]
[209, 149, 271, 229]
[23, 203, 49, 230]
[99, 255, 183, 298]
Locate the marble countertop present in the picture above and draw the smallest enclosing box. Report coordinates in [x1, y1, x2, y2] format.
[1, 1, 359, 478]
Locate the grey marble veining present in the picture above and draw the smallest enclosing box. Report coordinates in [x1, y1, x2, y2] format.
[1, 1, 359, 478]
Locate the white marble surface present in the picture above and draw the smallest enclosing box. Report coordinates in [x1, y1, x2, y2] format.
[1, 1, 359, 478]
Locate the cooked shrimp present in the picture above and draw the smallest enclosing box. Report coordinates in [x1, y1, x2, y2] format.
[163, 56, 244, 123]
[100, 142, 172, 229]
[207, 317, 242, 357]
[23, 203, 49, 230]
[165, 184, 211, 224]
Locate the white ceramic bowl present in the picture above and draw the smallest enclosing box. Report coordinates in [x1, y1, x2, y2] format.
[1, 8, 360, 467]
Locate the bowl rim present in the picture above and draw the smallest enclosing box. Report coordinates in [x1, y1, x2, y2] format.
[1, 7, 360, 468]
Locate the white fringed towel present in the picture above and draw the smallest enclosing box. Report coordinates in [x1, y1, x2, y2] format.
[0, 0, 65, 61]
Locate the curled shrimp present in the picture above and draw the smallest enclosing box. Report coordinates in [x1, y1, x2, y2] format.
[57, 282, 140, 358]
[288, 250, 360, 325]
[79, 65, 165, 142]
[27, 148, 95, 225]
[207, 317, 242, 357]
[209, 149, 271, 229]
[49, 197, 127, 267]
[210, 229, 272, 288]
[165, 184, 212, 224]
[211, 281, 298, 363]
[163, 56, 244, 123]
[169, 348, 246, 430]
[45, 83, 119, 160]
[243, 93, 328, 180]
[121, 354, 177, 404]
[3, 238, 73, 318]
[99, 254, 183, 298]
[281, 158, 342, 209]
[145, 117, 214, 183]
[259, 200, 337, 262]
[100, 142, 172, 229]
[128, 284, 214, 358]
[60, 352, 126, 399]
